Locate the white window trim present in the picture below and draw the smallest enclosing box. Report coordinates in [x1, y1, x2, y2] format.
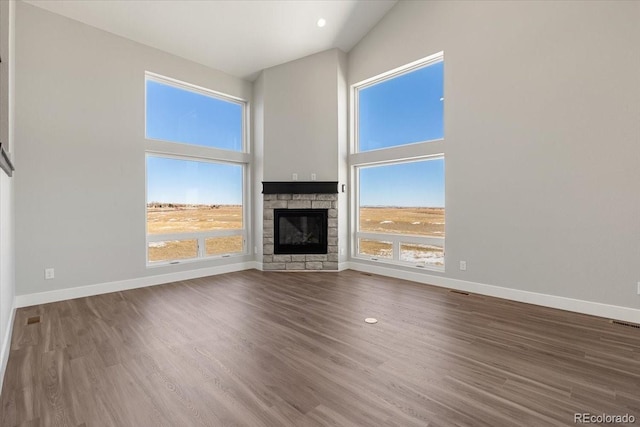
[349, 52, 445, 272]
[144, 72, 250, 267]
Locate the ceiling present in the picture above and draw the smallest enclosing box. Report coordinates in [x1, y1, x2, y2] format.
[24, 0, 397, 81]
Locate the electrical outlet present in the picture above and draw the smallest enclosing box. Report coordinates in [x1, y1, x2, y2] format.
[254, 246, 257, 254]
[637, 281, 640, 295]
[292, 173, 298, 181]
[311, 173, 317, 181]
[459, 261, 467, 271]
[44, 268, 55, 280]
[340, 248, 345, 255]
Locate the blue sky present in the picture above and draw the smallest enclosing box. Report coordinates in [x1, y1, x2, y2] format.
[359, 61, 443, 151]
[146, 60, 443, 208]
[146, 79, 242, 151]
[147, 156, 242, 205]
[359, 159, 444, 208]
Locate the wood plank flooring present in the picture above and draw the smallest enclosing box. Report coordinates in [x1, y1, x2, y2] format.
[1, 269, 639, 426]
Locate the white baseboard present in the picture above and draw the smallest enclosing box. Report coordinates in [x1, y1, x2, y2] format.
[0, 304, 16, 393]
[15, 261, 260, 308]
[347, 261, 640, 324]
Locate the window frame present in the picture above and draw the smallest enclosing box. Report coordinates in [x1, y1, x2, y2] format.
[144, 72, 251, 267]
[350, 52, 445, 271]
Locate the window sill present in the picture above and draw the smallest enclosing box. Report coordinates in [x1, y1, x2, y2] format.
[353, 254, 445, 273]
[146, 252, 246, 268]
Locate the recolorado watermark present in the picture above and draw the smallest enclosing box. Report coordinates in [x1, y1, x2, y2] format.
[574, 413, 636, 424]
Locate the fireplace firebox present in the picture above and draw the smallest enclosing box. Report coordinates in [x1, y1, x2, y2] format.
[274, 209, 328, 254]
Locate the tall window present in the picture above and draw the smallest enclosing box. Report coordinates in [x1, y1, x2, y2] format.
[145, 73, 249, 265]
[351, 53, 445, 269]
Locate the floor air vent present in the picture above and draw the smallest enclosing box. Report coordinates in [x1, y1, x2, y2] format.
[27, 316, 41, 325]
[449, 290, 470, 296]
[611, 320, 640, 329]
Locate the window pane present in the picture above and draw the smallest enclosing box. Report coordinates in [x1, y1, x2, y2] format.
[358, 61, 443, 151]
[359, 159, 444, 237]
[358, 239, 392, 259]
[146, 79, 243, 151]
[148, 239, 197, 262]
[146, 156, 243, 235]
[400, 243, 444, 266]
[206, 236, 244, 256]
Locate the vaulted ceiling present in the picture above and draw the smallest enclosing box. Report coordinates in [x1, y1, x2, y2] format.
[24, 0, 397, 81]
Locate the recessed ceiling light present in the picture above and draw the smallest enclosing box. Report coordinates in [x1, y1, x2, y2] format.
[317, 18, 326, 28]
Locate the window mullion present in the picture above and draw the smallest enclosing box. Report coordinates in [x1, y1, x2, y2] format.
[392, 240, 400, 262]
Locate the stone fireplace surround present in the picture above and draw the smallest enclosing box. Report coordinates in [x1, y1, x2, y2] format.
[263, 182, 338, 271]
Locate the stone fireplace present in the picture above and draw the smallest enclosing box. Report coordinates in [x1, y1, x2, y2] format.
[263, 182, 338, 270]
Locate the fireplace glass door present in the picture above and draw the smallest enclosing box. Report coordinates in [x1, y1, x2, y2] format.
[274, 209, 328, 254]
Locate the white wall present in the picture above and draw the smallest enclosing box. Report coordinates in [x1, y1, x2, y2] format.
[14, 2, 253, 300]
[262, 49, 343, 182]
[348, 1, 640, 311]
[0, 0, 16, 390]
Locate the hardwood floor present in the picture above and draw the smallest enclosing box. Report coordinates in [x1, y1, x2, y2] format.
[1, 269, 639, 426]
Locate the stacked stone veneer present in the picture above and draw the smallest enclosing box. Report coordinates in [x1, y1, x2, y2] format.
[263, 193, 338, 270]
